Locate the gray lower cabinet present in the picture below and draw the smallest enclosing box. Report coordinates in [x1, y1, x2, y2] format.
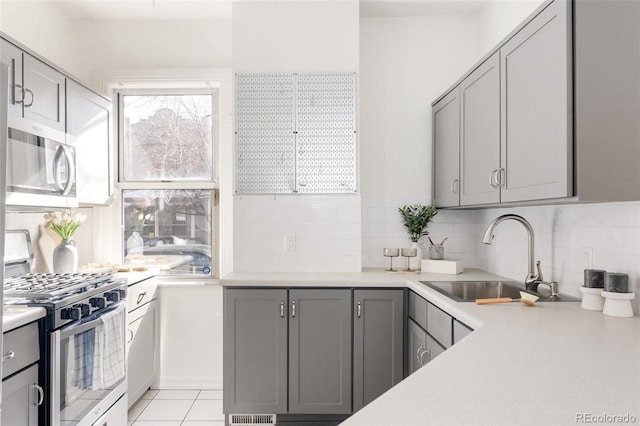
[2, 321, 42, 426]
[353, 289, 403, 412]
[223, 289, 288, 414]
[407, 318, 427, 375]
[2, 364, 40, 426]
[453, 319, 473, 344]
[432, 86, 460, 208]
[289, 289, 352, 414]
[499, 0, 571, 203]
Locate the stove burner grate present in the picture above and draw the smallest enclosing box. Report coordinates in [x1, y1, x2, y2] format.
[4, 272, 115, 300]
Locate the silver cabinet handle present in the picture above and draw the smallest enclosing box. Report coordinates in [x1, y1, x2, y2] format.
[128, 328, 134, 344]
[489, 169, 500, 189]
[14, 83, 26, 105]
[356, 302, 362, 318]
[24, 88, 34, 107]
[416, 347, 426, 365]
[422, 347, 431, 364]
[137, 292, 147, 305]
[450, 179, 459, 195]
[33, 384, 44, 406]
[280, 301, 284, 318]
[3, 350, 15, 361]
[497, 168, 505, 188]
[291, 301, 296, 318]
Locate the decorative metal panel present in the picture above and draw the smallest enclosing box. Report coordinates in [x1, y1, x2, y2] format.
[236, 73, 295, 193]
[296, 73, 356, 193]
[235, 72, 357, 194]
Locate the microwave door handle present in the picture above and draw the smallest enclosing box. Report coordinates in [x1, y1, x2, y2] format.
[53, 144, 75, 195]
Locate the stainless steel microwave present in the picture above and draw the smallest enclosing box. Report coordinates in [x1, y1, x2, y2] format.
[6, 121, 77, 208]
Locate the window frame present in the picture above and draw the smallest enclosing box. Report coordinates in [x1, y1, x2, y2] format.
[116, 87, 220, 278]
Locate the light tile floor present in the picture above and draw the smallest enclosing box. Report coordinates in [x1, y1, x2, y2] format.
[128, 389, 225, 426]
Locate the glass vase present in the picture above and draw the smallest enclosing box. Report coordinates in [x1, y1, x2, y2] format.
[127, 231, 144, 256]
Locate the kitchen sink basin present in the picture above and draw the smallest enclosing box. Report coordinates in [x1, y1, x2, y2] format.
[419, 280, 580, 302]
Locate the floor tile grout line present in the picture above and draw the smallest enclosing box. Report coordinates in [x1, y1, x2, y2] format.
[181, 396, 200, 424]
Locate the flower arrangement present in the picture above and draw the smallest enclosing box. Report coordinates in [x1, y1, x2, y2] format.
[398, 204, 438, 243]
[44, 209, 87, 240]
[132, 212, 151, 232]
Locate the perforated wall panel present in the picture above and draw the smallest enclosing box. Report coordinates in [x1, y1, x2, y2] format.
[236, 73, 295, 193]
[236, 72, 357, 194]
[296, 73, 356, 193]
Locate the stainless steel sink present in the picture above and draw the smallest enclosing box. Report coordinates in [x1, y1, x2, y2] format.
[419, 280, 580, 302]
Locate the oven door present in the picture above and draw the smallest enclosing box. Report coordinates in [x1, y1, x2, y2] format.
[51, 302, 127, 426]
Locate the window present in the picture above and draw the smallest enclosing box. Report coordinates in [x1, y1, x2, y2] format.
[119, 91, 218, 277]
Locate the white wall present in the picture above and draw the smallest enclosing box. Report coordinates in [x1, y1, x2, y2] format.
[232, 1, 361, 272]
[359, 15, 481, 268]
[478, 0, 546, 52]
[76, 19, 232, 90]
[0, 0, 91, 83]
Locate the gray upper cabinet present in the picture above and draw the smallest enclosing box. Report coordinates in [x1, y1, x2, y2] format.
[289, 289, 352, 414]
[460, 52, 501, 206]
[432, 0, 640, 206]
[223, 289, 288, 414]
[0, 38, 24, 120]
[22, 53, 66, 132]
[432, 86, 460, 208]
[499, 0, 571, 203]
[1, 38, 66, 132]
[66, 80, 112, 204]
[353, 289, 403, 412]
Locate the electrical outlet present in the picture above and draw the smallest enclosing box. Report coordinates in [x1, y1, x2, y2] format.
[581, 247, 593, 269]
[284, 234, 296, 252]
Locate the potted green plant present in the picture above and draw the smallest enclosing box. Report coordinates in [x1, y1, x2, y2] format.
[398, 204, 438, 243]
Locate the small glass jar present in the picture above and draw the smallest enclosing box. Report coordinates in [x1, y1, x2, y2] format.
[429, 244, 444, 260]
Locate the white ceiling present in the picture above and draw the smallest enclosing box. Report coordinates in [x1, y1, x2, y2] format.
[50, 0, 488, 21]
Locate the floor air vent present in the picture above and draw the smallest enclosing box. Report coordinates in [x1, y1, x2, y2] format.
[229, 414, 276, 425]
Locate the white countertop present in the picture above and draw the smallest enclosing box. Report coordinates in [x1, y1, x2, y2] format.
[221, 269, 640, 425]
[2, 305, 46, 333]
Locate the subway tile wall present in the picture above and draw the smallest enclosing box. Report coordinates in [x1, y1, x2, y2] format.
[233, 195, 362, 272]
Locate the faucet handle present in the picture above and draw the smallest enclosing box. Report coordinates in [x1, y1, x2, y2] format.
[535, 260, 543, 281]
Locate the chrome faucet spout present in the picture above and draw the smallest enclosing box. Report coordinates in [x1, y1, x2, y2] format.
[482, 214, 540, 290]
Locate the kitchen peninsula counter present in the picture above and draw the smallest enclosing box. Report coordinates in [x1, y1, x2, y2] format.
[221, 269, 640, 426]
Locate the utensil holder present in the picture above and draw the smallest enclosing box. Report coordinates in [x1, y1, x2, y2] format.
[429, 244, 444, 260]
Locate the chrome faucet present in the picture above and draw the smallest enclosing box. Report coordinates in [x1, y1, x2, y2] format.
[482, 214, 544, 292]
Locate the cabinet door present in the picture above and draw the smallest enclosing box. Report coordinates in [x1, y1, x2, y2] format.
[500, 0, 572, 202]
[127, 300, 158, 408]
[425, 334, 446, 363]
[353, 290, 403, 412]
[0, 38, 24, 121]
[460, 52, 501, 206]
[432, 87, 460, 207]
[67, 80, 112, 204]
[289, 289, 351, 414]
[224, 289, 288, 414]
[426, 302, 452, 349]
[22, 54, 65, 132]
[1, 364, 40, 426]
[453, 319, 473, 344]
[407, 318, 427, 376]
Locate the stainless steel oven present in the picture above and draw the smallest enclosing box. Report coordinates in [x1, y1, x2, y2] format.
[51, 302, 126, 426]
[6, 120, 76, 208]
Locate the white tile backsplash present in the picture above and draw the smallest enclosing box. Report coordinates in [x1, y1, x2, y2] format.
[234, 195, 362, 272]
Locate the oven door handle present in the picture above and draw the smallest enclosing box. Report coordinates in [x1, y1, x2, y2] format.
[58, 302, 126, 341]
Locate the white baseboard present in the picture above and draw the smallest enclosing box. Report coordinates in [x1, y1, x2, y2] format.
[152, 376, 223, 390]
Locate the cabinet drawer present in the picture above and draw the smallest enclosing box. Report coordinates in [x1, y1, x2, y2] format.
[127, 278, 158, 313]
[3, 322, 39, 379]
[408, 291, 427, 329]
[427, 302, 452, 349]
